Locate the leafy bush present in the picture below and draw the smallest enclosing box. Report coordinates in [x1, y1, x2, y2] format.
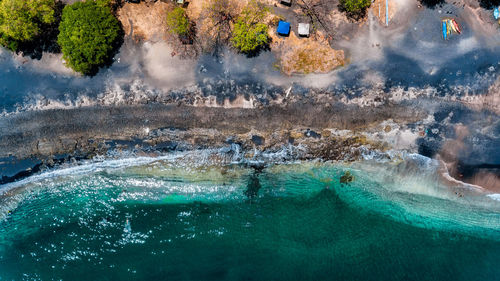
[0, 0, 56, 51]
[95, 0, 112, 7]
[167, 7, 190, 36]
[231, 1, 269, 54]
[339, 0, 371, 19]
[57, 1, 121, 75]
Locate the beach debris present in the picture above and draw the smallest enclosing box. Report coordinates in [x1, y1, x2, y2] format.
[124, 218, 132, 233]
[285, 86, 292, 98]
[385, 0, 389, 26]
[494, 7, 499, 20]
[442, 19, 461, 40]
[372, 0, 395, 26]
[340, 171, 355, 183]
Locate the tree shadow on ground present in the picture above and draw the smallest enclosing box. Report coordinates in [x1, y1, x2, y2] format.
[479, 0, 500, 9]
[337, 4, 368, 22]
[418, 0, 445, 9]
[243, 41, 272, 58]
[16, 1, 65, 59]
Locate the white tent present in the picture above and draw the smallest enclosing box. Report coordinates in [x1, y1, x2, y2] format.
[298, 23, 310, 37]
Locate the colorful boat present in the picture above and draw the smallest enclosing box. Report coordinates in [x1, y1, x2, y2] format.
[449, 20, 458, 33]
[447, 19, 453, 36]
[451, 19, 461, 34]
[494, 7, 499, 20]
[442, 21, 447, 40]
[448, 20, 456, 33]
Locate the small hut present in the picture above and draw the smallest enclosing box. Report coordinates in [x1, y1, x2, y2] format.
[280, 0, 292, 6]
[277, 21, 291, 36]
[298, 23, 310, 37]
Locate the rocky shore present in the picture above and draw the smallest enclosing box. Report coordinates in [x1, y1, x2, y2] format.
[0, 99, 425, 184]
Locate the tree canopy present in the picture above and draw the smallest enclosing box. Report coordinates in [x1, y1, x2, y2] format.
[231, 1, 269, 54]
[57, 1, 121, 75]
[167, 7, 190, 36]
[0, 0, 56, 51]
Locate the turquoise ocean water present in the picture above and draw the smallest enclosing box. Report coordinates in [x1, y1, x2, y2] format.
[0, 155, 499, 280]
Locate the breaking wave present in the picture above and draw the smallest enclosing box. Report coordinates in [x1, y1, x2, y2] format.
[1, 150, 499, 240]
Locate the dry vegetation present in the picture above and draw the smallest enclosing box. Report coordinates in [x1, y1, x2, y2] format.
[196, 0, 243, 52]
[270, 31, 345, 75]
[117, 0, 347, 74]
[118, 1, 170, 41]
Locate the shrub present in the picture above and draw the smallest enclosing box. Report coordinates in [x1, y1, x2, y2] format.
[57, 1, 121, 75]
[166, 7, 190, 36]
[95, 0, 112, 7]
[339, 0, 371, 19]
[0, 0, 56, 51]
[231, 1, 269, 54]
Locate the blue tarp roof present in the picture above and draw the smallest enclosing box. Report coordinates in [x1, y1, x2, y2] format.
[277, 21, 290, 35]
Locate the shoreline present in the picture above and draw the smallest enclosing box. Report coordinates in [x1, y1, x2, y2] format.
[0, 101, 425, 185]
[0, 102, 425, 158]
[1, 100, 497, 192]
[0, 0, 498, 192]
[0, 146, 494, 208]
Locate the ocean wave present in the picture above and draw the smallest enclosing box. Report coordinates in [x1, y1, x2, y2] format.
[0, 154, 185, 195]
[487, 194, 500, 202]
[1, 151, 499, 238]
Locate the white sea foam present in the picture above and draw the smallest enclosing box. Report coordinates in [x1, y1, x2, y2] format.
[0, 154, 185, 195]
[487, 194, 500, 202]
[0, 150, 499, 238]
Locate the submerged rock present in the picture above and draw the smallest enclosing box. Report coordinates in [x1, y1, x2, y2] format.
[244, 174, 262, 199]
[340, 171, 355, 183]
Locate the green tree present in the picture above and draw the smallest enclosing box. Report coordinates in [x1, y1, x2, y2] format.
[167, 7, 190, 36]
[57, 1, 121, 75]
[95, 0, 112, 7]
[231, 1, 269, 54]
[0, 0, 56, 51]
[339, 0, 371, 18]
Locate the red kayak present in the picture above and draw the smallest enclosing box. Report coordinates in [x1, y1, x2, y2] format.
[452, 19, 461, 34]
